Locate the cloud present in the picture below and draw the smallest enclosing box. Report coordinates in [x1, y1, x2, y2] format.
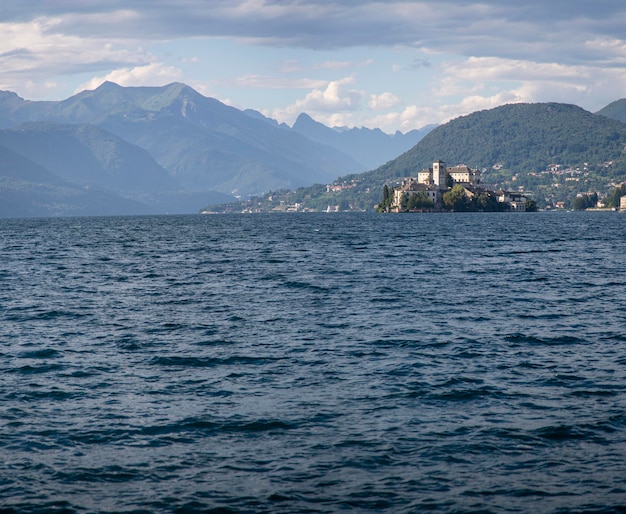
[278, 59, 303, 73]
[393, 57, 432, 72]
[292, 77, 363, 112]
[3, 1, 626, 66]
[2, 1, 626, 131]
[268, 77, 364, 124]
[0, 17, 153, 97]
[369, 92, 402, 110]
[435, 55, 626, 111]
[76, 63, 184, 92]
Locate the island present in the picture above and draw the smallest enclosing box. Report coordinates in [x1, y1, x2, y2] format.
[376, 160, 536, 212]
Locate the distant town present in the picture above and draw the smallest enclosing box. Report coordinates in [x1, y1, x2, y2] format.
[202, 158, 626, 213]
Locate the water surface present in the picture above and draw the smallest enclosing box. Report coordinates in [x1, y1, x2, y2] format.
[1, 212, 625, 512]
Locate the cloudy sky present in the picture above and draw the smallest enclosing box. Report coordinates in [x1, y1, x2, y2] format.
[1, 1, 626, 133]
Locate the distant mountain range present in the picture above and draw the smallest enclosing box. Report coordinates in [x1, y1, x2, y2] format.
[0, 82, 429, 218]
[4, 82, 626, 217]
[290, 113, 435, 169]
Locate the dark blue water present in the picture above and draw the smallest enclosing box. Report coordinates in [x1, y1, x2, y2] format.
[1, 212, 626, 513]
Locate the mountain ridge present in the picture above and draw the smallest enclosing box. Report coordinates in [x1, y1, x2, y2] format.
[3, 82, 626, 217]
[291, 112, 434, 169]
[204, 100, 626, 212]
[0, 82, 393, 215]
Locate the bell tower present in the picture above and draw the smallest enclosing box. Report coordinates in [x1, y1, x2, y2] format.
[433, 160, 446, 188]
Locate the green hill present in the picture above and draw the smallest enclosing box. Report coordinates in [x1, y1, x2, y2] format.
[596, 98, 626, 124]
[207, 102, 626, 211]
[363, 102, 626, 182]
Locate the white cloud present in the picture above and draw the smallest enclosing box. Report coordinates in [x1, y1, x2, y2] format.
[266, 77, 367, 127]
[0, 17, 153, 98]
[76, 63, 184, 92]
[369, 92, 402, 110]
[278, 60, 303, 73]
[2, 1, 626, 131]
[293, 77, 362, 112]
[435, 55, 626, 113]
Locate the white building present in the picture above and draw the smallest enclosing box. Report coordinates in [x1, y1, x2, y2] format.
[447, 164, 481, 185]
[417, 161, 481, 187]
[392, 179, 438, 209]
[496, 190, 527, 211]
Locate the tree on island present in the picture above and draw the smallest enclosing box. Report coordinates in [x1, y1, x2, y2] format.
[443, 185, 474, 212]
[475, 191, 510, 212]
[407, 192, 434, 210]
[376, 184, 393, 212]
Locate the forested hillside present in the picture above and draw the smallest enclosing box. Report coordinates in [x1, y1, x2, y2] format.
[360, 103, 626, 183]
[206, 102, 626, 212]
[596, 99, 626, 124]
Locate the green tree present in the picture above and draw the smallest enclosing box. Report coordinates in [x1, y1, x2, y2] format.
[443, 185, 474, 211]
[416, 191, 434, 209]
[475, 192, 499, 211]
[572, 196, 587, 210]
[382, 184, 390, 203]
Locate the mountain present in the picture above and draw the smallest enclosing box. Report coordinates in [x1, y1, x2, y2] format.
[0, 122, 179, 192]
[0, 120, 234, 217]
[208, 102, 626, 212]
[596, 99, 626, 124]
[291, 113, 435, 169]
[0, 143, 151, 218]
[363, 102, 626, 183]
[0, 82, 365, 198]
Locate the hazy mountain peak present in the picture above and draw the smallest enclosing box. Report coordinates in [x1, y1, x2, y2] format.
[95, 81, 123, 91]
[292, 111, 433, 169]
[0, 90, 25, 102]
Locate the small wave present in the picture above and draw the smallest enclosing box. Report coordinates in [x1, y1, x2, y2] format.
[18, 348, 62, 359]
[0, 500, 79, 514]
[150, 355, 272, 368]
[428, 385, 507, 402]
[504, 333, 586, 346]
[53, 464, 145, 484]
[140, 417, 295, 438]
[534, 424, 591, 442]
[11, 363, 65, 374]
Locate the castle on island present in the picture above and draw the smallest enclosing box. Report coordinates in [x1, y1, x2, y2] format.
[382, 160, 528, 212]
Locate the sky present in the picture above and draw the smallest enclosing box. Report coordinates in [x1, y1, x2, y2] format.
[1, 0, 626, 133]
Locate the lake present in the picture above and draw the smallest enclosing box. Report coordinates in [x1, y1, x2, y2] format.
[1, 212, 625, 512]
